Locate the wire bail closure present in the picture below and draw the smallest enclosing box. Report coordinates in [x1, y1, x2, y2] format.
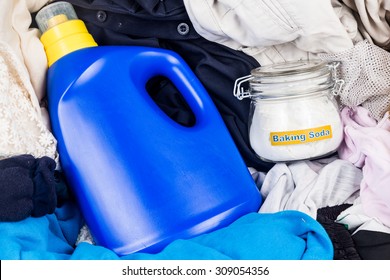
[233, 75, 254, 100]
[233, 60, 345, 100]
[327, 61, 345, 96]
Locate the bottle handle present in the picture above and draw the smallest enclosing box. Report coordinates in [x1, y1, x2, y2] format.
[131, 49, 219, 127]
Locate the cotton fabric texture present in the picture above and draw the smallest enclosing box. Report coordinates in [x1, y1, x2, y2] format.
[0, 203, 333, 260]
[338, 106, 390, 228]
[183, 0, 354, 65]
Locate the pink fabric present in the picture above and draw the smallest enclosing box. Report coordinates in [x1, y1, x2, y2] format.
[338, 106, 390, 227]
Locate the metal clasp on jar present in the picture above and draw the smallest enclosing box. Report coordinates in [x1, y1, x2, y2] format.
[327, 61, 345, 96]
[233, 75, 254, 100]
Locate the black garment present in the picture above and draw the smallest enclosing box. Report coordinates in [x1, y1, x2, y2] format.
[317, 204, 361, 260]
[352, 230, 390, 260]
[52, 0, 274, 172]
[0, 155, 69, 221]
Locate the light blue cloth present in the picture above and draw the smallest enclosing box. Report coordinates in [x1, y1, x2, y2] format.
[0, 202, 333, 260]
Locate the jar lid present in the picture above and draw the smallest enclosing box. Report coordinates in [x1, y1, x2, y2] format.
[250, 60, 328, 79]
[233, 60, 343, 100]
[252, 60, 336, 98]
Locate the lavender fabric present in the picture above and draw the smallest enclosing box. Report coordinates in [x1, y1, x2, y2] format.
[338, 106, 390, 228]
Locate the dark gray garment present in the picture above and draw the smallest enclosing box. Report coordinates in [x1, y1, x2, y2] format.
[0, 155, 69, 221]
[352, 230, 390, 260]
[317, 204, 361, 260]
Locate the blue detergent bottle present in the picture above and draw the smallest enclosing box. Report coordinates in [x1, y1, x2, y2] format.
[36, 1, 262, 255]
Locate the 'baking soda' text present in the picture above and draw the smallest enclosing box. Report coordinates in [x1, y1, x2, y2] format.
[270, 125, 333, 146]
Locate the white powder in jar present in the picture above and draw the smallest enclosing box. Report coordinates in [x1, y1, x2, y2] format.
[249, 92, 344, 162]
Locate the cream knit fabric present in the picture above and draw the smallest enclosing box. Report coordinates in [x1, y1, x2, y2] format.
[0, 41, 57, 161]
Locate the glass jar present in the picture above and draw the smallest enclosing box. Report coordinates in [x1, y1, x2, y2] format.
[234, 60, 345, 162]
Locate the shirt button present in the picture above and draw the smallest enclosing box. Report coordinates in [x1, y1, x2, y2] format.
[96, 11, 107, 22]
[177, 23, 190, 35]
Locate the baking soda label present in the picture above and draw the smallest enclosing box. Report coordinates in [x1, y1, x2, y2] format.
[270, 125, 333, 146]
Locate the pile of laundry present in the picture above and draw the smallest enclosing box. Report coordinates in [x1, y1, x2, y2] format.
[0, 0, 389, 260]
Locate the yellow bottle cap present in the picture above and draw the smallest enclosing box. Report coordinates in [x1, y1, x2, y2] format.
[36, 1, 97, 67]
